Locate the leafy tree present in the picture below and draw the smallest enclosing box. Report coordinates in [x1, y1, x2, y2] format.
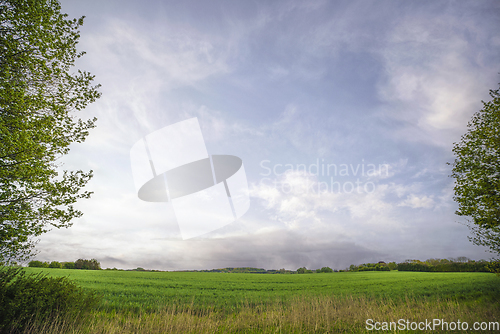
[468, 224, 500, 256]
[48, 261, 62, 268]
[297, 267, 307, 274]
[74, 258, 100, 270]
[0, 0, 101, 264]
[62, 261, 75, 269]
[450, 83, 500, 256]
[27, 260, 44, 268]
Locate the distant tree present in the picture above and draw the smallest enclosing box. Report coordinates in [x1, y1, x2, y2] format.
[48, 261, 62, 269]
[74, 258, 100, 270]
[450, 83, 500, 256]
[297, 267, 307, 274]
[62, 261, 75, 269]
[0, 0, 101, 264]
[27, 260, 44, 268]
[320, 267, 333, 273]
[387, 262, 397, 270]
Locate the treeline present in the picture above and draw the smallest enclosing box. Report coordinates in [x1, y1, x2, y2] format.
[28, 259, 101, 270]
[346, 258, 499, 273]
[348, 262, 396, 272]
[187, 267, 336, 274]
[184, 267, 295, 274]
[396, 259, 499, 273]
[24, 258, 499, 273]
[297, 267, 334, 274]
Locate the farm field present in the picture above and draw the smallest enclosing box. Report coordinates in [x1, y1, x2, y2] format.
[19, 268, 500, 333]
[23, 268, 500, 313]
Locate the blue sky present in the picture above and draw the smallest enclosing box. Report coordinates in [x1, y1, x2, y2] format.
[34, 0, 500, 270]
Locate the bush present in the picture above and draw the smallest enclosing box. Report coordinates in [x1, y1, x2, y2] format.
[0, 267, 100, 332]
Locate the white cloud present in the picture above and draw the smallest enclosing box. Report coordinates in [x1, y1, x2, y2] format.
[398, 194, 435, 209]
[376, 15, 499, 147]
[250, 169, 411, 233]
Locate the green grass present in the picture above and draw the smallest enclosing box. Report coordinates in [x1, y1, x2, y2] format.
[10, 269, 500, 333]
[23, 268, 500, 313]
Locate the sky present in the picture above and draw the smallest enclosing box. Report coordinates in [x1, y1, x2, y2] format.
[33, 0, 500, 270]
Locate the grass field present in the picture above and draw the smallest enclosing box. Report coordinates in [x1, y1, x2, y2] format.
[23, 268, 500, 312]
[19, 269, 500, 333]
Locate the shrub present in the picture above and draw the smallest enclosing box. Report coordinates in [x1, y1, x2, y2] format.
[0, 267, 100, 332]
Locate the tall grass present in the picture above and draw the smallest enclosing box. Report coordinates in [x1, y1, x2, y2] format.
[17, 294, 500, 334]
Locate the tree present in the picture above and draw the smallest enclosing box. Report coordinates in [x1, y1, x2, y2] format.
[48, 260, 62, 268]
[468, 224, 500, 256]
[450, 83, 500, 255]
[0, 0, 100, 264]
[74, 259, 100, 270]
[62, 261, 75, 269]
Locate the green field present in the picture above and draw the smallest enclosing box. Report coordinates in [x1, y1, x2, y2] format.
[24, 268, 500, 314]
[15, 268, 500, 333]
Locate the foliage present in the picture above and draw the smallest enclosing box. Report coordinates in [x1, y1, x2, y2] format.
[62, 261, 75, 269]
[396, 259, 491, 272]
[74, 258, 101, 270]
[28, 260, 48, 268]
[48, 261, 62, 269]
[450, 83, 500, 254]
[296, 267, 314, 274]
[387, 262, 397, 270]
[487, 261, 500, 275]
[0, 267, 100, 332]
[0, 0, 101, 264]
[468, 224, 500, 257]
[348, 262, 390, 272]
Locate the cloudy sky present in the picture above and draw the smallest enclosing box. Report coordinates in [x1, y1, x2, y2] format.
[34, 0, 500, 270]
